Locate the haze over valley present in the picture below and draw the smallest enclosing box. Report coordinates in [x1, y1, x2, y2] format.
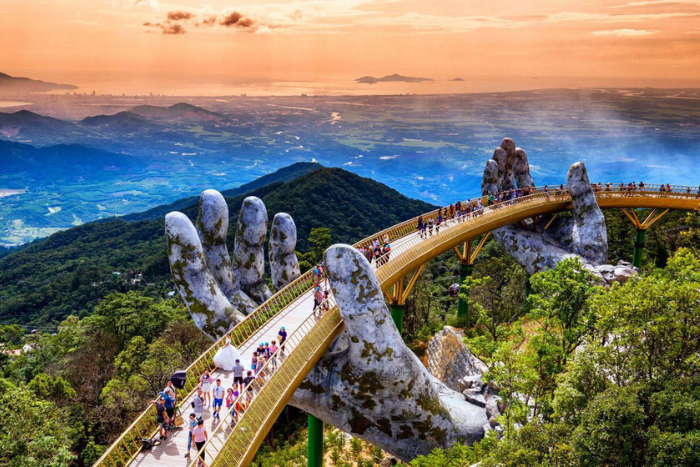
[1, 87, 699, 247]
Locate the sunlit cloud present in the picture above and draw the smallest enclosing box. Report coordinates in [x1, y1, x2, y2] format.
[545, 11, 699, 23]
[592, 28, 658, 36]
[610, 0, 700, 8]
[112, 0, 159, 10]
[167, 11, 194, 21]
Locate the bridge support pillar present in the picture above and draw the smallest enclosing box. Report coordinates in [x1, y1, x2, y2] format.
[386, 265, 425, 338]
[308, 413, 323, 467]
[457, 262, 472, 320]
[390, 304, 405, 335]
[453, 234, 490, 324]
[633, 228, 645, 269]
[621, 208, 669, 270]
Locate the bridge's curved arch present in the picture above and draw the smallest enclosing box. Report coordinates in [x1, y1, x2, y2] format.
[96, 186, 699, 467]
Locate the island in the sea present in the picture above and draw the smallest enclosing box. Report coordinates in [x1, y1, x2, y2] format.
[355, 73, 435, 84]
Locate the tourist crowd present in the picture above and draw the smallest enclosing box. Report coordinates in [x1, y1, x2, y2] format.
[147, 180, 700, 466]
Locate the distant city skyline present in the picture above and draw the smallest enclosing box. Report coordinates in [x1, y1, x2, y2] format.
[2, 0, 700, 96]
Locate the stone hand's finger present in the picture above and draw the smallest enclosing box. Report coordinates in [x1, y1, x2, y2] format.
[481, 159, 499, 196]
[269, 213, 301, 290]
[499, 137, 517, 191]
[513, 148, 534, 189]
[567, 162, 608, 264]
[324, 244, 407, 364]
[165, 212, 244, 340]
[233, 196, 272, 303]
[196, 190, 237, 296]
[197, 190, 259, 314]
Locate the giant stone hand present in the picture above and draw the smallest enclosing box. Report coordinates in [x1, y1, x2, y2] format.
[482, 138, 635, 282]
[289, 245, 500, 461]
[165, 190, 300, 340]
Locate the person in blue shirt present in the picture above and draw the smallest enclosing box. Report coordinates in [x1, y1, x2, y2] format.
[159, 391, 176, 431]
[212, 379, 225, 420]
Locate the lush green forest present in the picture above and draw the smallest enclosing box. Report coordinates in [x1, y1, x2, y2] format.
[2, 160, 699, 467]
[0, 166, 433, 326]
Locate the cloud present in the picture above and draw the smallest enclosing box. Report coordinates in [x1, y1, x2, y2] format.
[592, 28, 658, 36]
[220, 11, 255, 28]
[167, 10, 195, 22]
[143, 21, 186, 34]
[163, 23, 185, 34]
[379, 155, 399, 160]
[197, 15, 218, 27]
[115, 0, 159, 10]
[611, 0, 700, 8]
[545, 11, 699, 23]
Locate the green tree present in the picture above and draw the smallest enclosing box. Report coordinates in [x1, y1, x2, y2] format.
[0, 324, 24, 346]
[573, 386, 647, 467]
[527, 258, 600, 413]
[297, 227, 332, 272]
[28, 373, 76, 405]
[0, 378, 76, 467]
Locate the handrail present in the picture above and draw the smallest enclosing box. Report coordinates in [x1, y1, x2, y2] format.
[94, 198, 448, 467]
[96, 183, 700, 467]
[187, 295, 339, 467]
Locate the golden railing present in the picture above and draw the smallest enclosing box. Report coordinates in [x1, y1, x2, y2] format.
[94, 200, 449, 467]
[187, 297, 342, 467]
[96, 183, 700, 467]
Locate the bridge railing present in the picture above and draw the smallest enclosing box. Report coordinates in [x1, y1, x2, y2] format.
[182, 187, 579, 467]
[185, 296, 341, 467]
[95, 183, 699, 467]
[93, 204, 454, 467]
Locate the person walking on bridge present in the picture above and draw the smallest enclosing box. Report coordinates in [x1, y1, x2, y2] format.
[199, 370, 212, 408]
[184, 412, 197, 458]
[193, 419, 208, 467]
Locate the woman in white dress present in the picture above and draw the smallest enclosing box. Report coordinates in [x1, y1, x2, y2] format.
[213, 332, 241, 371]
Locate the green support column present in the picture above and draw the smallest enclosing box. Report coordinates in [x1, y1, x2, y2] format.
[308, 414, 323, 467]
[632, 228, 645, 269]
[390, 304, 405, 335]
[457, 262, 473, 320]
[524, 273, 532, 298]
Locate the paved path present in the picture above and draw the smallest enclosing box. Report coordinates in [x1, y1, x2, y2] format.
[129, 216, 470, 467]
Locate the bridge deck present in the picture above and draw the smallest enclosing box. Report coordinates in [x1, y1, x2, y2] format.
[100, 186, 700, 467]
[129, 218, 464, 466]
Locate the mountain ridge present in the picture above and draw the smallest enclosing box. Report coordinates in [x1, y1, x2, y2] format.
[0, 72, 78, 92]
[0, 165, 434, 325]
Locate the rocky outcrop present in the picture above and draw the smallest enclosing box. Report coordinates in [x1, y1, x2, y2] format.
[427, 327, 502, 436]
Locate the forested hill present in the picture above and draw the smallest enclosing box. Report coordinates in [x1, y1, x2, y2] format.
[0, 167, 434, 326]
[123, 161, 323, 222]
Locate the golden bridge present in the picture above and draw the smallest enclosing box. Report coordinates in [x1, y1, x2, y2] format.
[94, 185, 700, 467]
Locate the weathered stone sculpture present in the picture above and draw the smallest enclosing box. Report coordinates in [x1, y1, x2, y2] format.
[289, 245, 499, 460]
[166, 190, 499, 460]
[481, 138, 636, 283]
[165, 191, 299, 340]
[269, 213, 301, 289]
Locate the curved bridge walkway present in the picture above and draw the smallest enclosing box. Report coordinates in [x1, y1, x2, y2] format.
[96, 185, 700, 467]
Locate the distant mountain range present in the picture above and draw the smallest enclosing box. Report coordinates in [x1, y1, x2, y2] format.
[130, 102, 224, 122]
[0, 164, 434, 325]
[0, 72, 77, 93]
[0, 110, 79, 140]
[355, 73, 435, 84]
[0, 139, 136, 174]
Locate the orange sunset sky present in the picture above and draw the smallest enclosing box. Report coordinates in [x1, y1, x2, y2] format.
[1, 0, 699, 95]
